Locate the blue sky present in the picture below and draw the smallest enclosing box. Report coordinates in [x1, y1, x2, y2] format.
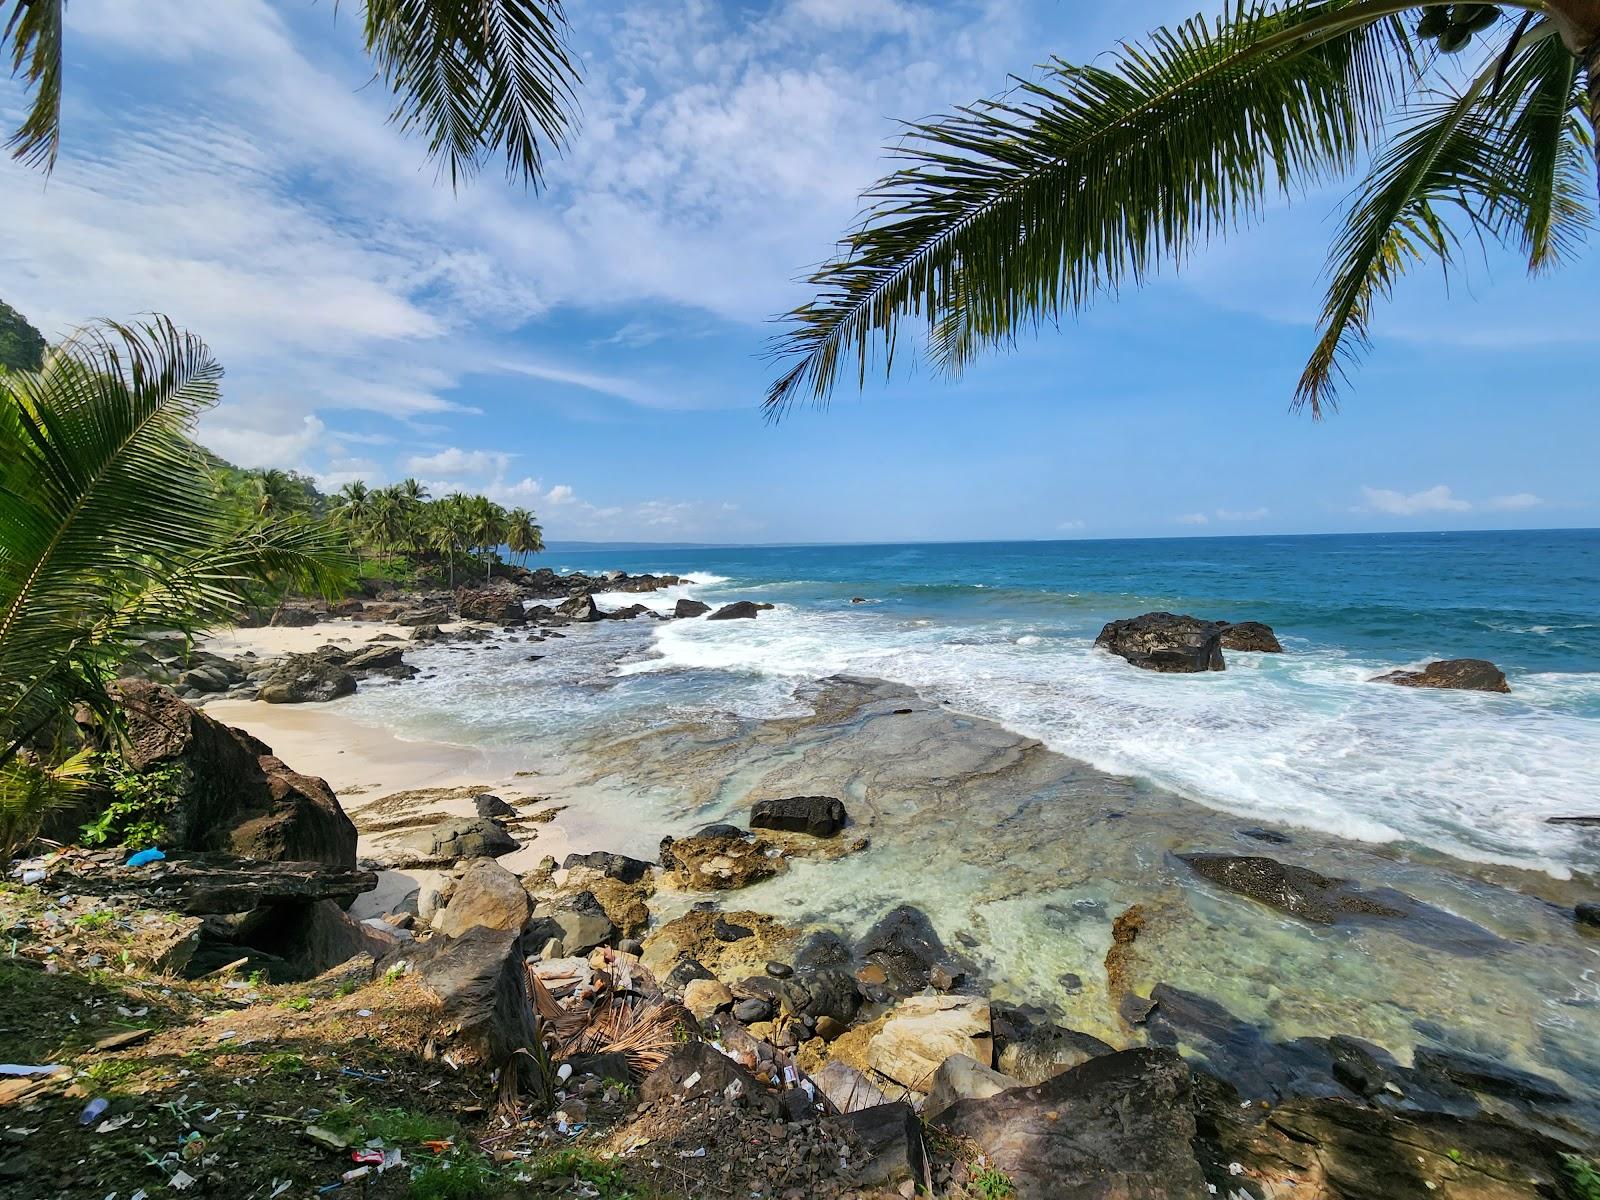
[1, 0, 1595, 543]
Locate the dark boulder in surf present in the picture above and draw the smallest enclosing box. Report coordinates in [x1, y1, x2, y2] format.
[750, 795, 847, 838]
[1219, 620, 1283, 652]
[673, 598, 711, 618]
[708, 601, 762, 621]
[1095, 612, 1225, 673]
[1371, 658, 1510, 693]
[557, 592, 605, 623]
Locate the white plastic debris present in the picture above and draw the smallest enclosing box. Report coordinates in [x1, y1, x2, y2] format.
[95, 1115, 133, 1133]
[681, 1070, 701, 1090]
[1228, 1162, 1244, 1176]
[170, 1170, 196, 1191]
[556, 1063, 573, 1083]
[677, 1147, 706, 1158]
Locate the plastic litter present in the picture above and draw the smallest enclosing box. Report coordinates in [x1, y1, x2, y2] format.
[677, 1147, 706, 1158]
[95, 1114, 133, 1133]
[169, 1170, 196, 1191]
[125, 848, 166, 867]
[556, 1063, 573, 1083]
[78, 1097, 110, 1126]
[20, 869, 45, 885]
[421, 1139, 453, 1155]
[342, 1167, 370, 1183]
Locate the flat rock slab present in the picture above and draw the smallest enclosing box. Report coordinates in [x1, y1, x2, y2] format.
[54, 856, 377, 915]
[936, 1048, 1207, 1199]
[865, 994, 992, 1093]
[840, 1102, 925, 1189]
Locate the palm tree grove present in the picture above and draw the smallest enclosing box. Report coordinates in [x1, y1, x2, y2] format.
[2, 3, 1598, 1199]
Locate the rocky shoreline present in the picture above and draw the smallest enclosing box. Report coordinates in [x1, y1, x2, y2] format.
[3, 572, 1598, 1198]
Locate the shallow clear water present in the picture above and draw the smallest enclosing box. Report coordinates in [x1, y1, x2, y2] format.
[352, 531, 1600, 876]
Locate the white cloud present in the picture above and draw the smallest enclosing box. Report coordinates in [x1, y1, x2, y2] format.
[1485, 492, 1543, 511]
[1215, 507, 1268, 521]
[406, 448, 514, 478]
[1057, 519, 1085, 531]
[545, 485, 577, 505]
[1358, 485, 1472, 516]
[1176, 512, 1210, 526]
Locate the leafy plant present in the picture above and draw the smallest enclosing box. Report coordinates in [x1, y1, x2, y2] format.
[973, 1164, 1017, 1199]
[0, 318, 350, 774]
[407, 1148, 502, 1200]
[768, 1, 1599, 419]
[0, 748, 91, 866]
[79, 755, 182, 849]
[1563, 1154, 1600, 1200]
[530, 1150, 634, 1196]
[363, 1106, 459, 1144]
[74, 910, 115, 930]
[281, 996, 314, 1013]
[260, 1051, 304, 1075]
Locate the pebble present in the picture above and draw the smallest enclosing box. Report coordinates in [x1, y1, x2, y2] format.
[765, 961, 793, 978]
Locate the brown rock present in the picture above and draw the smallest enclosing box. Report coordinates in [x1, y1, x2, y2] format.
[1372, 658, 1510, 693]
[430, 858, 530, 939]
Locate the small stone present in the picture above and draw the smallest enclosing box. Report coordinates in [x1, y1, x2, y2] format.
[766, 961, 793, 978]
[734, 998, 772, 1023]
[683, 978, 734, 1021]
[856, 963, 887, 987]
[539, 937, 565, 961]
[1059, 972, 1083, 994]
[929, 961, 962, 992]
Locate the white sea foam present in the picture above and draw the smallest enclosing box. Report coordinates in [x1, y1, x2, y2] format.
[626, 604, 1600, 876]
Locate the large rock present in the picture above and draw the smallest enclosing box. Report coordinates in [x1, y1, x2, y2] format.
[936, 1048, 1206, 1199]
[924, 1053, 1022, 1121]
[110, 680, 357, 867]
[1095, 612, 1225, 672]
[557, 592, 604, 623]
[992, 1005, 1115, 1085]
[270, 605, 320, 627]
[661, 832, 783, 891]
[673, 598, 711, 619]
[858, 904, 946, 995]
[1219, 621, 1283, 653]
[1410, 1047, 1570, 1105]
[430, 858, 531, 939]
[257, 655, 357, 704]
[1372, 658, 1510, 694]
[527, 890, 615, 955]
[397, 606, 449, 627]
[865, 994, 992, 1093]
[457, 589, 526, 624]
[396, 926, 542, 1075]
[812, 1061, 889, 1114]
[840, 1102, 925, 1189]
[682, 978, 734, 1021]
[57, 855, 376, 915]
[401, 817, 518, 863]
[750, 795, 847, 838]
[344, 643, 406, 672]
[561, 850, 653, 884]
[707, 601, 761, 621]
[238, 897, 400, 979]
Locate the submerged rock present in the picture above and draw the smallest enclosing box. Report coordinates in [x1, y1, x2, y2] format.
[660, 832, 784, 891]
[1095, 612, 1226, 673]
[749, 795, 847, 838]
[992, 1003, 1115, 1085]
[1372, 658, 1510, 693]
[858, 904, 948, 996]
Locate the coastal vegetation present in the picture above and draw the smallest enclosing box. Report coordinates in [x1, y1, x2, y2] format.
[768, 0, 1599, 417]
[3, 0, 582, 185]
[0, 316, 349, 861]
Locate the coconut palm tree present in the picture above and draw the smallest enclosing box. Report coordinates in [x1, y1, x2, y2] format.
[767, 1, 1598, 419]
[249, 469, 299, 519]
[505, 506, 544, 566]
[0, 318, 349, 777]
[428, 494, 473, 589]
[4, 1, 582, 186]
[333, 481, 373, 566]
[465, 494, 509, 583]
[400, 477, 430, 505]
[366, 485, 412, 558]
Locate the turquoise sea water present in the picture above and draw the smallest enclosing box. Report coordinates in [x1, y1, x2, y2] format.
[350, 529, 1600, 877]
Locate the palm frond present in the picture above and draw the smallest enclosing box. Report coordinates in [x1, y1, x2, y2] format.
[0, 318, 352, 761]
[764, 0, 1417, 417]
[4, 0, 63, 171]
[361, 0, 581, 188]
[1297, 22, 1591, 411]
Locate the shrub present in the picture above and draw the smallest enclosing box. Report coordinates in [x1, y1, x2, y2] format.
[80, 754, 182, 848]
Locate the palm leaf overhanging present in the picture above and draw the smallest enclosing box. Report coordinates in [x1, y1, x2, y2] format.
[4, 0, 582, 186]
[765, 1, 1599, 420]
[0, 318, 350, 766]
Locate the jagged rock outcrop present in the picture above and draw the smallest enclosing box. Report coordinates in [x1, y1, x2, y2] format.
[1220, 620, 1283, 652]
[107, 680, 357, 867]
[708, 601, 761, 621]
[1095, 612, 1226, 672]
[456, 589, 526, 624]
[257, 655, 357, 704]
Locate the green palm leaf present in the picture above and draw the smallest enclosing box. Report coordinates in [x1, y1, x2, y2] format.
[360, 0, 581, 188]
[0, 318, 350, 763]
[2, 0, 61, 170]
[765, 0, 1416, 417]
[1299, 23, 1592, 410]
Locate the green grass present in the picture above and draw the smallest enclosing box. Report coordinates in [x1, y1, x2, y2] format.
[407, 1149, 502, 1200]
[972, 1164, 1016, 1200]
[1563, 1155, 1600, 1200]
[260, 1051, 304, 1075]
[362, 1106, 459, 1144]
[81, 1059, 139, 1089]
[280, 995, 313, 1012]
[74, 910, 116, 930]
[527, 1150, 636, 1197]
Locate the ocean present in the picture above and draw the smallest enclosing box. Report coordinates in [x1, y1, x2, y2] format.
[346, 528, 1600, 878]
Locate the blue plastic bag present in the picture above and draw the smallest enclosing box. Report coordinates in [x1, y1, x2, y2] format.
[125, 848, 166, 867]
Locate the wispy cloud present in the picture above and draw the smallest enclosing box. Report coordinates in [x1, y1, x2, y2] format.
[1357, 485, 1472, 516]
[1484, 492, 1543, 511]
[1176, 512, 1210, 526]
[1215, 507, 1269, 521]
